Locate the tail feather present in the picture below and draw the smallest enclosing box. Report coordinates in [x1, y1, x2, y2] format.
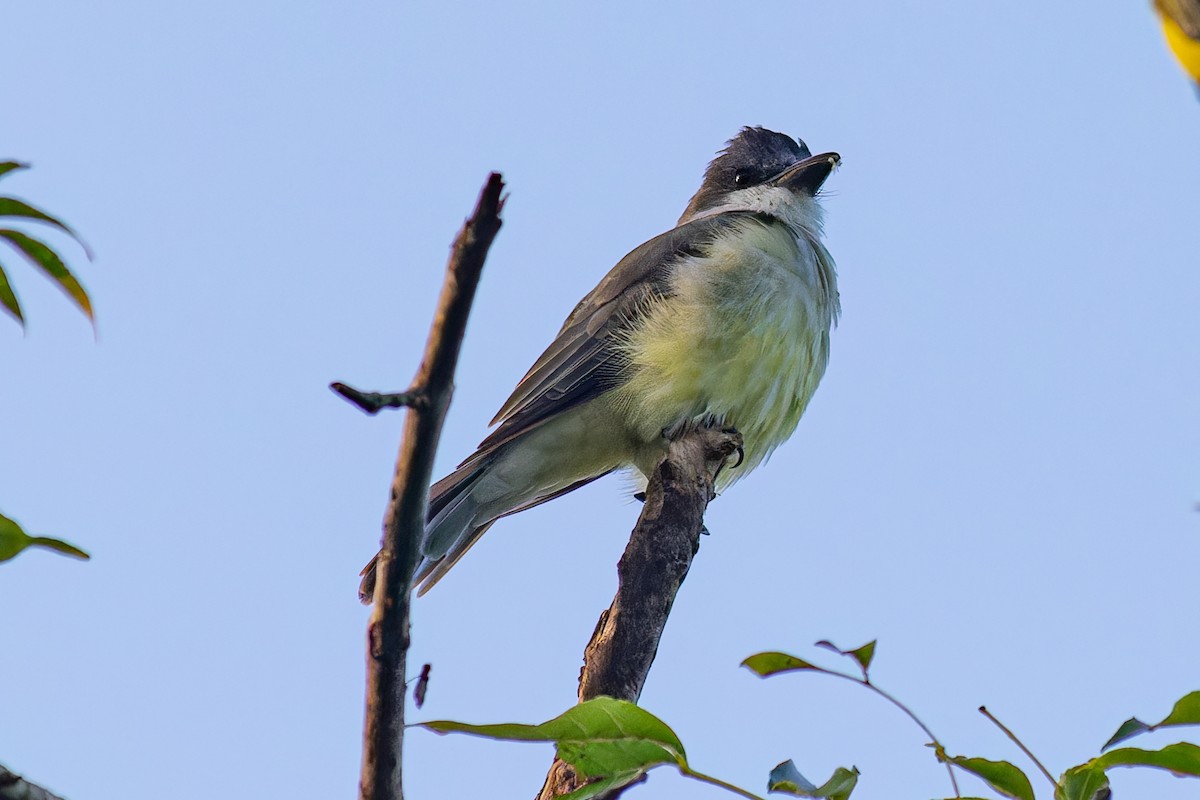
[356, 450, 615, 603]
[411, 472, 610, 596]
[423, 472, 485, 561]
[356, 461, 488, 604]
[413, 520, 497, 596]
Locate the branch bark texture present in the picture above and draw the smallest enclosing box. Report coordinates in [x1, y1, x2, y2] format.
[537, 426, 742, 800]
[359, 173, 504, 800]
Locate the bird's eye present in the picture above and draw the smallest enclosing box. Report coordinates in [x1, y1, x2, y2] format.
[734, 170, 751, 186]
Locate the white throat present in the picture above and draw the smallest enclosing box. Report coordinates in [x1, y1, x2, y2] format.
[684, 185, 826, 239]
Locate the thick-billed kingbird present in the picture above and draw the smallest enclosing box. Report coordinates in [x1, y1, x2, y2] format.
[360, 126, 841, 601]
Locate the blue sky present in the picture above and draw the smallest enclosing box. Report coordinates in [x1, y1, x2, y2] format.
[3, 2, 1198, 799]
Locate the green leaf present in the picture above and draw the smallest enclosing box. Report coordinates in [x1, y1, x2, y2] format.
[813, 640, 877, 677]
[1102, 718, 1151, 751]
[0, 262, 24, 325]
[0, 511, 90, 562]
[1055, 765, 1110, 800]
[769, 761, 818, 793]
[1102, 691, 1200, 750]
[422, 696, 686, 782]
[0, 513, 34, 561]
[848, 641, 875, 673]
[0, 197, 91, 257]
[556, 770, 645, 800]
[768, 760, 858, 799]
[1161, 692, 1200, 727]
[742, 652, 828, 678]
[556, 735, 676, 779]
[1091, 742, 1200, 778]
[941, 755, 1034, 800]
[29, 536, 89, 559]
[814, 766, 860, 798]
[563, 773, 642, 800]
[0, 228, 93, 321]
[0, 162, 29, 180]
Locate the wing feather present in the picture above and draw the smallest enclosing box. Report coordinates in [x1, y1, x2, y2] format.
[461, 213, 752, 466]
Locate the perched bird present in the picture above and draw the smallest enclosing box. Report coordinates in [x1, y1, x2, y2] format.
[360, 127, 841, 601]
[1154, 0, 1200, 90]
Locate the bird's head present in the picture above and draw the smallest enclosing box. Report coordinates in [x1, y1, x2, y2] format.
[679, 127, 839, 225]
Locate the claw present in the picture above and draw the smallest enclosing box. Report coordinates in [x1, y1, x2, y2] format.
[716, 427, 744, 469]
[731, 444, 745, 469]
[708, 427, 745, 485]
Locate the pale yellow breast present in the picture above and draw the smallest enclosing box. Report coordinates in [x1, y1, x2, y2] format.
[611, 217, 837, 482]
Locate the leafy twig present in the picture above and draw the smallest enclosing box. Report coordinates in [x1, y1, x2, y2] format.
[743, 644, 961, 797]
[979, 705, 1056, 789]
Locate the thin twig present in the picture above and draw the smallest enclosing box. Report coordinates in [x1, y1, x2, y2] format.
[358, 173, 505, 800]
[537, 426, 742, 800]
[979, 705, 1057, 789]
[815, 668, 962, 797]
[330, 382, 428, 415]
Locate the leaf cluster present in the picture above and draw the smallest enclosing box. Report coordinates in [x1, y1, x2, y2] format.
[743, 642, 1200, 800]
[420, 642, 1200, 799]
[0, 161, 93, 329]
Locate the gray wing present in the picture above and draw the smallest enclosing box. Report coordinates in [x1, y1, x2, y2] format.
[458, 212, 754, 466]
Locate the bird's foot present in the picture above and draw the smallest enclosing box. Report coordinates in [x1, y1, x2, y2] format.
[711, 426, 744, 485]
[722, 429, 745, 470]
[661, 412, 726, 442]
[659, 416, 743, 497]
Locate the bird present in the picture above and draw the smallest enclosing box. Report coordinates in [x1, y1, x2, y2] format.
[360, 126, 841, 601]
[1154, 0, 1200, 91]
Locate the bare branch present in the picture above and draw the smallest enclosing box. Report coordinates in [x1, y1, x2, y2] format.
[329, 383, 428, 415]
[358, 172, 505, 800]
[537, 426, 743, 800]
[0, 764, 67, 800]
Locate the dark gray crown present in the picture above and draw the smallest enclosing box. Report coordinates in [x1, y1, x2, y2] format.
[680, 127, 811, 221]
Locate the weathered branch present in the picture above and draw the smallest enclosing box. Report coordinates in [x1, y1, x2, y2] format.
[330, 383, 428, 415]
[356, 172, 505, 800]
[537, 426, 743, 800]
[0, 764, 66, 800]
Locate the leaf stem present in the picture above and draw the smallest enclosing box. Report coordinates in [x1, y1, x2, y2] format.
[818, 668, 962, 797]
[680, 766, 767, 800]
[978, 705, 1057, 789]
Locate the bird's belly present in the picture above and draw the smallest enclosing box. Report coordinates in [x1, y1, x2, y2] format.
[611, 239, 833, 478]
